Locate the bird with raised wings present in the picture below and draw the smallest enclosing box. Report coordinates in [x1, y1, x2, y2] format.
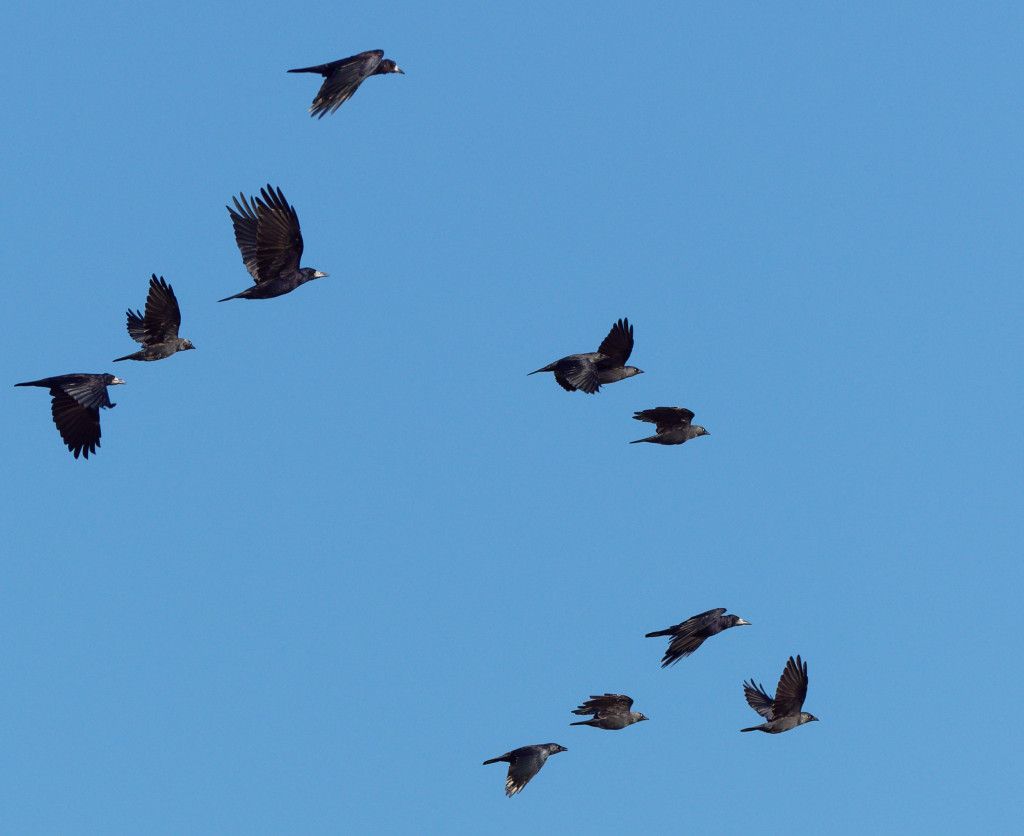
[630, 406, 709, 445]
[741, 655, 819, 734]
[529, 318, 642, 393]
[645, 607, 751, 668]
[220, 185, 328, 301]
[482, 744, 567, 797]
[114, 275, 195, 361]
[570, 694, 648, 730]
[288, 50, 404, 118]
[15, 374, 125, 459]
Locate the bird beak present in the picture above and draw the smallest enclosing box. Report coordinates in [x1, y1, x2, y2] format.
[111, 377, 126, 385]
[396, 66, 405, 74]
[314, 271, 329, 278]
[736, 618, 751, 626]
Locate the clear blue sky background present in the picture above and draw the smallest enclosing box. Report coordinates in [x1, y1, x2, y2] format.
[2, 2, 1021, 833]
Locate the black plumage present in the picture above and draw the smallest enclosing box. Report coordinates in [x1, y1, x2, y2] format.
[114, 275, 195, 361]
[220, 185, 328, 302]
[482, 744, 567, 797]
[741, 655, 819, 734]
[288, 50, 404, 118]
[529, 318, 642, 393]
[570, 694, 648, 730]
[645, 607, 751, 667]
[15, 374, 124, 459]
[630, 406, 709, 445]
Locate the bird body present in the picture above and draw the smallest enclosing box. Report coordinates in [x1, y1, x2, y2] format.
[289, 50, 403, 118]
[221, 185, 327, 301]
[15, 374, 125, 459]
[630, 407, 709, 445]
[530, 318, 642, 393]
[570, 694, 648, 730]
[741, 655, 819, 733]
[646, 607, 750, 667]
[114, 275, 194, 361]
[482, 743, 566, 797]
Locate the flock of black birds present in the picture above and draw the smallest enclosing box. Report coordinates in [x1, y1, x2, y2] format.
[12, 47, 818, 798]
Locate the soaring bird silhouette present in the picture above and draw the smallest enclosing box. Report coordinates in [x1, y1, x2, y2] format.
[114, 275, 195, 361]
[288, 50, 404, 118]
[529, 318, 642, 393]
[482, 744, 567, 797]
[645, 607, 750, 667]
[15, 374, 125, 459]
[630, 407, 709, 445]
[221, 185, 327, 302]
[741, 655, 819, 734]
[570, 694, 648, 730]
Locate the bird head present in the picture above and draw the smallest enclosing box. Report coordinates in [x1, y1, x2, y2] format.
[801, 713, 819, 724]
[624, 366, 644, 378]
[380, 59, 405, 74]
[694, 425, 710, 437]
[634, 712, 650, 722]
[549, 744, 568, 754]
[181, 339, 196, 351]
[312, 270, 329, 279]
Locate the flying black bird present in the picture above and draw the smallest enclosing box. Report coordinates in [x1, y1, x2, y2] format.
[630, 407, 709, 445]
[114, 275, 195, 361]
[646, 607, 751, 668]
[529, 318, 642, 393]
[741, 655, 819, 734]
[15, 374, 124, 459]
[220, 185, 328, 302]
[570, 694, 648, 730]
[482, 744, 567, 797]
[288, 50, 404, 118]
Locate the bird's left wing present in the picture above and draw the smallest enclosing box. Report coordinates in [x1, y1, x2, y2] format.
[142, 275, 181, 340]
[572, 693, 633, 718]
[50, 390, 102, 459]
[596, 318, 633, 365]
[300, 51, 384, 118]
[772, 655, 809, 718]
[505, 748, 543, 796]
[743, 679, 775, 718]
[255, 185, 303, 279]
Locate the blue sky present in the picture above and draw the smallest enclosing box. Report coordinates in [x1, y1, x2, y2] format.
[2, 1, 1021, 832]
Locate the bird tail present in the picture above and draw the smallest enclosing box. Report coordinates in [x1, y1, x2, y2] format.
[630, 436, 656, 444]
[569, 720, 594, 727]
[287, 64, 331, 76]
[528, 363, 556, 375]
[740, 725, 762, 733]
[482, 756, 508, 766]
[112, 353, 135, 362]
[14, 380, 46, 388]
[217, 291, 246, 302]
[644, 628, 673, 638]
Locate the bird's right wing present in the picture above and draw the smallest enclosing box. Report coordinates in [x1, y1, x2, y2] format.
[772, 655, 809, 718]
[142, 275, 181, 340]
[596, 318, 633, 365]
[572, 693, 633, 718]
[554, 358, 600, 394]
[743, 680, 775, 718]
[505, 749, 543, 797]
[60, 377, 113, 410]
[126, 309, 148, 345]
[633, 407, 694, 434]
[50, 390, 101, 459]
[254, 185, 303, 280]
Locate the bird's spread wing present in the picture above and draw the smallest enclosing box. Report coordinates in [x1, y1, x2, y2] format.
[303, 51, 384, 118]
[59, 377, 113, 410]
[254, 185, 303, 280]
[505, 749, 543, 797]
[572, 693, 633, 718]
[50, 390, 101, 459]
[140, 275, 181, 341]
[554, 358, 600, 394]
[772, 655, 808, 718]
[126, 309, 148, 344]
[596, 318, 633, 365]
[661, 633, 709, 666]
[633, 407, 695, 434]
[227, 193, 262, 281]
[743, 680, 775, 718]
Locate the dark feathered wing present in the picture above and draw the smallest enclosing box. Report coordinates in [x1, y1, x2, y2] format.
[596, 318, 633, 365]
[772, 655, 808, 718]
[227, 193, 262, 281]
[254, 185, 303, 279]
[128, 275, 180, 344]
[50, 389, 103, 459]
[554, 359, 600, 394]
[743, 680, 775, 718]
[572, 693, 633, 718]
[289, 50, 384, 118]
[504, 749, 544, 797]
[633, 407, 695, 434]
